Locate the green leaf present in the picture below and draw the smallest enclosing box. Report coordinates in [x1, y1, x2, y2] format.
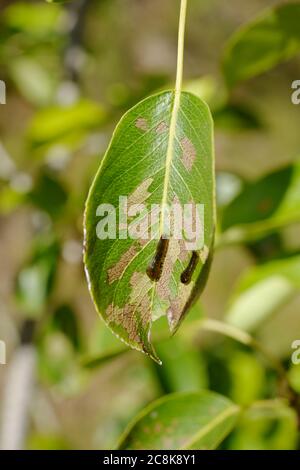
[232, 254, 300, 291]
[27, 433, 70, 451]
[220, 161, 300, 245]
[289, 363, 300, 393]
[28, 100, 106, 147]
[82, 348, 128, 369]
[51, 304, 81, 352]
[182, 76, 227, 111]
[183, 79, 262, 131]
[223, 3, 300, 87]
[38, 331, 85, 390]
[227, 351, 265, 406]
[3, 2, 63, 39]
[15, 237, 60, 317]
[228, 401, 298, 450]
[29, 171, 68, 217]
[82, 304, 205, 370]
[213, 103, 263, 131]
[155, 337, 208, 393]
[118, 391, 239, 450]
[84, 91, 215, 362]
[0, 185, 25, 214]
[225, 254, 300, 331]
[153, 305, 208, 393]
[10, 57, 56, 106]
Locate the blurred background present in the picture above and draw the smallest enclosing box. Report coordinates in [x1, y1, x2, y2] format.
[0, 0, 300, 450]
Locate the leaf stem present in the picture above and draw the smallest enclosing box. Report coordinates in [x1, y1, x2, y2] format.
[186, 318, 287, 380]
[159, 0, 188, 236]
[175, 0, 188, 94]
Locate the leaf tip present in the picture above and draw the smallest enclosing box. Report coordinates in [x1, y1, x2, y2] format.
[143, 342, 162, 365]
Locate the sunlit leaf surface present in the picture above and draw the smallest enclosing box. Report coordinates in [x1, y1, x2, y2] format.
[84, 91, 215, 362]
[223, 3, 300, 87]
[118, 391, 239, 450]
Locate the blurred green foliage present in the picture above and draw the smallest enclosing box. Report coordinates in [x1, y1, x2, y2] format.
[223, 3, 300, 87]
[0, 0, 300, 451]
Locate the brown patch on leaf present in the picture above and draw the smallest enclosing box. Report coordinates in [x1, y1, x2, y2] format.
[107, 245, 138, 284]
[130, 271, 152, 310]
[258, 198, 273, 214]
[156, 121, 169, 134]
[156, 238, 180, 301]
[106, 303, 142, 345]
[154, 423, 163, 433]
[139, 237, 149, 247]
[183, 200, 204, 250]
[135, 117, 148, 132]
[167, 282, 194, 331]
[107, 235, 151, 286]
[128, 178, 153, 208]
[106, 272, 152, 346]
[178, 239, 189, 262]
[181, 136, 196, 171]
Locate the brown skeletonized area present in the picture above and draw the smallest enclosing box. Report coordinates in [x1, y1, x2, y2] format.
[106, 271, 153, 350]
[106, 174, 209, 351]
[127, 178, 153, 209]
[156, 121, 169, 134]
[181, 136, 196, 171]
[156, 238, 180, 302]
[135, 117, 148, 132]
[167, 281, 195, 331]
[107, 245, 138, 285]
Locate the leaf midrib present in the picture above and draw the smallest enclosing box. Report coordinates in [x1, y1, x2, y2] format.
[159, 89, 182, 235]
[181, 404, 240, 450]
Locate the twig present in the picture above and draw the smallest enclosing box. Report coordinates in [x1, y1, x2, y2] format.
[0, 345, 37, 450]
[0, 320, 37, 450]
[186, 317, 300, 426]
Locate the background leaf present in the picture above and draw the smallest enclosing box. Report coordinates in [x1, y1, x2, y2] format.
[15, 237, 60, 318]
[2, 2, 63, 39]
[227, 401, 298, 450]
[154, 336, 208, 393]
[29, 171, 68, 217]
[28, 100, 106, 147]
[225, 254, 300, 331]
[223, 3, 300, 87]
[9, 57, 56, 106]
[220, 161, 300, 244]
[118, 391, 239, 450]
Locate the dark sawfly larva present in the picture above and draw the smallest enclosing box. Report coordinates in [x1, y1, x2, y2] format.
[146, 236, 169, 282]
[181, 251, 199, 285]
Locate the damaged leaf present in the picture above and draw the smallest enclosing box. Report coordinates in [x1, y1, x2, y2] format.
[84, 91, 215, 362]
[223, 3, 300, 87]
[118, 391, 239, 450]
